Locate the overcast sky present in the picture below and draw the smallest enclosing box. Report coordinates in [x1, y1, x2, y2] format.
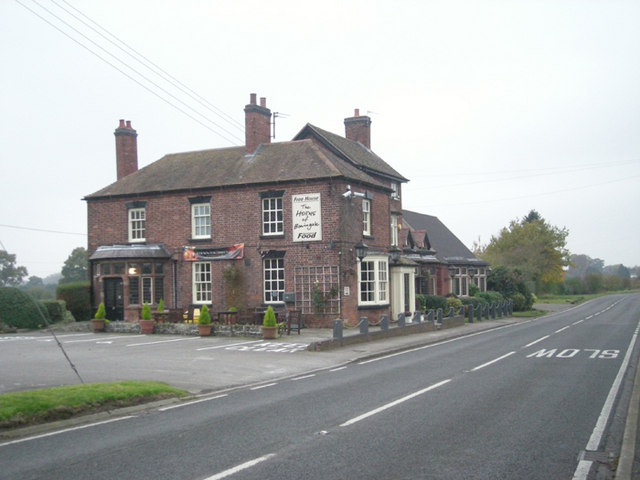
[1, 0, 639, 279]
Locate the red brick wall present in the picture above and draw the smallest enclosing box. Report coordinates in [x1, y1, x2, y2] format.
[87, 175, 397, 326]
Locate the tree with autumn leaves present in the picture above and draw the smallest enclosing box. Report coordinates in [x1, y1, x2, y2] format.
[477, 210, 571, 294]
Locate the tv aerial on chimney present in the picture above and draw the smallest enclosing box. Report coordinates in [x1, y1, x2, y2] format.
[271, 112, 289, 139]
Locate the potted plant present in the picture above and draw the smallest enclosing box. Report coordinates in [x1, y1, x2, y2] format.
[153, 299, 168, 322]
[262, 305, 277, 339]
[197, 305, 212, 336]
[139, 303, 155, 334]
[92, 302, 107, 332]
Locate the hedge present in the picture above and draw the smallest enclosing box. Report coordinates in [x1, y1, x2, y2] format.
[56, 282, 91, 321]
[0, 287, 50, 329]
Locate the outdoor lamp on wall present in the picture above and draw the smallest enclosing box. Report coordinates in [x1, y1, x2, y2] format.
[128, 266, 139, 275]
[354, 242, 369, 262]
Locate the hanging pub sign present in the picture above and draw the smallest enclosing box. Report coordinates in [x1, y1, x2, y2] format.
[292, 193, 322, 242]
[183, 243, 244, 261]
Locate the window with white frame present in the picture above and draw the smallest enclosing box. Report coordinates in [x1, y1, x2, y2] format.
[391, 182, 400, 199]
[263, 258, 285, 303]
[362, 198, 371, 236]
[358, 256, 389, 306]
[191, 203, 211, 239]
[390, 214, 399, 247]
[193, 262, 212, 304]
[262, 197, 283, 236]
[128, 207, 146, 242]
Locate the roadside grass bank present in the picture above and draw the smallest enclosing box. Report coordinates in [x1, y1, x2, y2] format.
[0, 381, 188, 430]
[537, 290, 640, 306]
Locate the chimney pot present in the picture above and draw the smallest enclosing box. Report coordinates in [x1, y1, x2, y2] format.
[119, 119, 126, 128]
[354, 109, 360, 117]
[126, 120, 132, 128]
[250, 93, 257, 105]
[260, 97, 266, 108]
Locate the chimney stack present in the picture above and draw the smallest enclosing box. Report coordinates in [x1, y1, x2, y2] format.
[114, 119, 138, 180]
[244, 93, 271, 153]
[344, 109, 372, 149]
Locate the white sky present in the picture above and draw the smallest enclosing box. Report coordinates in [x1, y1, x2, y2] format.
[1, 0, 639, 278]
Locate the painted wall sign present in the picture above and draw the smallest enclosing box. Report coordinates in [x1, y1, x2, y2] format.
[292, 193, 322, 242]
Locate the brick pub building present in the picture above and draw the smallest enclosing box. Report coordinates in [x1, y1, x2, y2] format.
[85, 94, 413, 326]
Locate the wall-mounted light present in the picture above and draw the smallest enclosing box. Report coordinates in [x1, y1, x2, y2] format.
[128, 267, 139, 275]
[354, 242, 369, 262]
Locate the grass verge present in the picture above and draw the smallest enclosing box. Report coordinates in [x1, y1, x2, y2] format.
[0, 381, 188, 430]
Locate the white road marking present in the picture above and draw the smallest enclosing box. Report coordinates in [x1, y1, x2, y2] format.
[204, 453, 276, 480]
[340, 379, 451, 427]
[291, 374, 316, 381]
[585, 320, 639, 451]
[0, 416, 136, 447]
[358, 324, 518, 365]
[470, 351, 516, 372]
[196, 340, 263, 351]
[158, 394, 228, 411]
[63, 335, 145, 344]
[330, 366, 347, 372]
[555, 326, 570, 333]
[523, 335, 550, 348]
[126, 337, 201, 347]
[250, 383, 278, 390]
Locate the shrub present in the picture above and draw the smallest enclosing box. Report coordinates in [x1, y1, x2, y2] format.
[41, 300, 67, 323]
[462, 296, 488, 307]
[446, 296, 463, 310]
[511, 292, 527, 311]
[263, 306, 277, 327]
[56, 282, 91, 321]
[157, 299, 165, 312]
[141, 303, 152, 320]
[0, 287, 50, 329]
[421, 295, 447, 311]
[94, 302, 106, 319]
[476, 290, 504, 304]
[198, 305, 211, 325]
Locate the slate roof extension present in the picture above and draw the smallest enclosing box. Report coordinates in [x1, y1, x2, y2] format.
[402, 210, 489, 266]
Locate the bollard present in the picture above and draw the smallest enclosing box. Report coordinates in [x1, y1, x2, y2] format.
[468, 305, 474, 323]
[359, 317, 369, 337]
[398, 313, 406, 328]
[412, 311, 422, 324]
[426, 310, 434, 323]
[380, 315, 389, 331]
[333, 319, 343, 346]
[436, 308, 443, 323]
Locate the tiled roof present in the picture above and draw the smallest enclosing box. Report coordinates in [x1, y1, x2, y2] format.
[85, 138, 393, 199]
[402, 210, 488, 266]
[294, 124, 409, 182]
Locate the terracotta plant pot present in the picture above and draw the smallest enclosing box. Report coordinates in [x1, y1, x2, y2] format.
[198, 324, 212, 337]
[139, 319, 155, 334]
[92, 319, 105, 332]
[262, 326, 277, 340]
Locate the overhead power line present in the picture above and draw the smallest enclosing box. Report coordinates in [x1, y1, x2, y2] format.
[16, 0, 244, 145]
[0, 223, 86, 236]
[56, 0, 244, 131]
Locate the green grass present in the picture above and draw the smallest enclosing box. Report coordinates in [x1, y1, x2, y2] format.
[513, 309, 547, 318]
[0, 381, 188, 430]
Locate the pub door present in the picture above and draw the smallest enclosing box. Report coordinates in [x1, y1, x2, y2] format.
[104, 278, 124, 321]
